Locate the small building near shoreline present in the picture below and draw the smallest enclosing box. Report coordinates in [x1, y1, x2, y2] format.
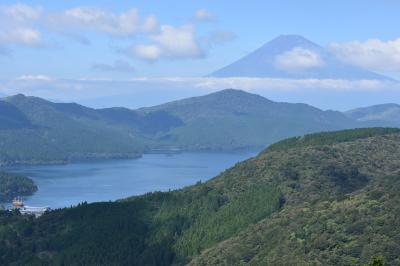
[12, 197, 50, 217]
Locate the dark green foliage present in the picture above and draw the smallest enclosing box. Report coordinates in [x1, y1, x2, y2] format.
[174, 185, 281, 260]
[322, 164, 368, 193]
[364, 257, 385, 266]
[0, 171, 37, 202]
[191, 131, 400, 266]
[267, 127, 400, 152]
[0, 183, 282, 265]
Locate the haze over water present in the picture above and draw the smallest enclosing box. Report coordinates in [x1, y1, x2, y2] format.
[3, 152, 255, 208]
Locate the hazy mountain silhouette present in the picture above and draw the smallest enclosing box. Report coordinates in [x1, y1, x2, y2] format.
[210, 35, 390, 80]
[346, 103, 400, 125]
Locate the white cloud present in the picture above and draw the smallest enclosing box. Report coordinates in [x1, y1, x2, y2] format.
[48, 7, 158, 36]
[133, 44, 163, 61]
[1, 3, 42, 22]
[275, 47, 324, 71]
[132, 77, 387, 92]
[92, 60, 136, 73]
[16, 75, 53, 81]
[8, 28, 41, 45]
[0, 26, 42, 47]
[2, 77, 398, 110]
[132, 24, 204, 61]
[194, 9, 217, 22]
[152, 25, 203, 57]
[0, 4, 43, 47]
[8, 76, 392, 94]
[142, 15, 159, 33]
[0, 4, 230, 62]
[329, 38, 400, 73]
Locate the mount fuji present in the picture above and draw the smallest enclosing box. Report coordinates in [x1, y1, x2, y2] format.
[209, 35, 391, 80]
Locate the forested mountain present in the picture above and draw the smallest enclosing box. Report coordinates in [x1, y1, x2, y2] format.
[1, 128, 399, 265]
[0, 101, 32, 129]
[0, 94, 145, 165]
[138, 89, 362, 151]
[0, 90, 397, 165]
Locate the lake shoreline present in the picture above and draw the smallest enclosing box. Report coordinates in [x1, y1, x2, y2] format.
[0, 146, 262, 167]
[1, 152, 256, 209]
[0, 153, 143, 167]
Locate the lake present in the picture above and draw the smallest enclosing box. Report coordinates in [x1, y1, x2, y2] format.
[2, 152, 255, 208]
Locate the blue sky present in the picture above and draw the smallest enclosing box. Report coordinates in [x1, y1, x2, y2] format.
[0, 0, 399, 110]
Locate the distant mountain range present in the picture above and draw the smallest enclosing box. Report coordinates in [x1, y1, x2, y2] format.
[138, 89, 362, 150]
[0, 89, 398, 165]
[209, 35, 391, 80]
[345, 103, 400, 126]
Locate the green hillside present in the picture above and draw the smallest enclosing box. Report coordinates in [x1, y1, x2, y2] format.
[0, 172, 37, 202]
[138, 89, 367, 151]
[191, 128, 400, 265]
[1, 128, 400, 265]
[0, 90, 397, 165]
[0, 94, 146, 165]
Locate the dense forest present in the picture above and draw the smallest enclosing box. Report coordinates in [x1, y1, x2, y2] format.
[1, 128, 400, 265]
[0, 171, 37, 202]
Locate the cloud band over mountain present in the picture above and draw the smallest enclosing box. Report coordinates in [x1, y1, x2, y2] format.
[1, 76, 398, 111]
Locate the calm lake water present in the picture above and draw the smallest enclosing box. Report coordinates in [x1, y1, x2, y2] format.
[2, 152, 255, 208]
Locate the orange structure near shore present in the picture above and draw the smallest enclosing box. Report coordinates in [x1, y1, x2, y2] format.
[11, 197, 50, 217]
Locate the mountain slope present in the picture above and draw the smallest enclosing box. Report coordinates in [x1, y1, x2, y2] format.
[190, 129, 400, 265]
[1, 128, 400, 265]
[209, 35, 390, 80]
[0, 90, 396, 164]
[0, 94, 146, 165]
[0, 101, 32, 129]
[346, 103, 400, 126]
[138, 89, 369, 151]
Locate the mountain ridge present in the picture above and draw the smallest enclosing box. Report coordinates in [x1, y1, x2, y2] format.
[0, 90, 398, 165]
[346, 103, 400, 126]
